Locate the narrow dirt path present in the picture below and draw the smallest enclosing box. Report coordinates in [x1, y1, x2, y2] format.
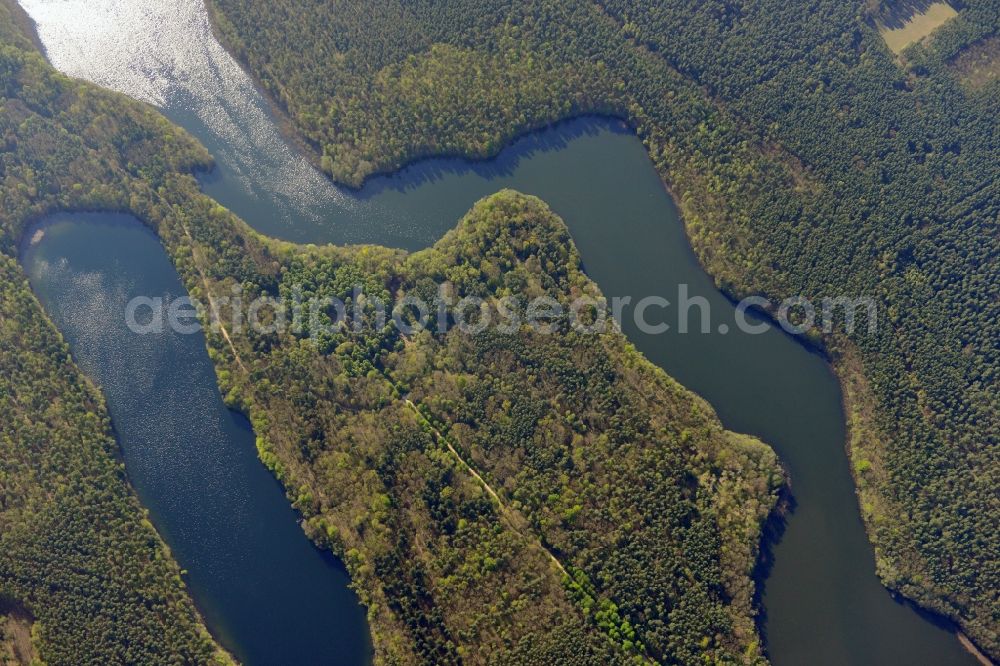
[403, 395, 658, 664]
[179, 221, 249, 374]
[404, 398, 568, 578]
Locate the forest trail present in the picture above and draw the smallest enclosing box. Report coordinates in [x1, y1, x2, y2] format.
[402, 397, 570, 580]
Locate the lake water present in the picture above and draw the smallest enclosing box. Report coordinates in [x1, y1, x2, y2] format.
[17, 0, 976, 664]
[21, 214, 373, 665]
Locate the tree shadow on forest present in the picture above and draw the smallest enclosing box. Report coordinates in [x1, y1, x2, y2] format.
[877, 0, 951, 30]
[0, 595, 30, 618]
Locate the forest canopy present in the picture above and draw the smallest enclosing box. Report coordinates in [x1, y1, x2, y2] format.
[207, 0, 1000, 657]
[0, 0, 787, 663]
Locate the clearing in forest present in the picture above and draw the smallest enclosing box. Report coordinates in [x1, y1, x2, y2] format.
[878, 2, 958, 55]
[0, 609, 36, 666]
[950, 36, 1000, 89]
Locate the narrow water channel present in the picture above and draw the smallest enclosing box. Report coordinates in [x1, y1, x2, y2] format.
[17, 1, 977, 664]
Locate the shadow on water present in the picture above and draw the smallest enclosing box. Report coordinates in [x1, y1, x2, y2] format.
[752, 488, 796, 656]
[354, 117, 628, 198]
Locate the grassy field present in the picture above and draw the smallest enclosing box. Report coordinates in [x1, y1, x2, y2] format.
[879, 2, 958, 54]
[0, 609, 35, 666]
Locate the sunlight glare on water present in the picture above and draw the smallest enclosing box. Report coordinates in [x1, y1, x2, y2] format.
[19, 0, 355, 225]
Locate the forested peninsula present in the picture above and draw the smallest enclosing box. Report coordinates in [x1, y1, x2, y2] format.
[0, 2, 785, 663]
[207, 0, 1000, 657]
